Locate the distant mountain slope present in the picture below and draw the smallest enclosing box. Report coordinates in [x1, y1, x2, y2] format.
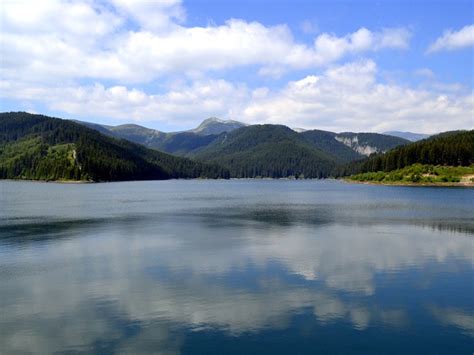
[193, 125, 338, 178]
[106, 124, 166, 144]
[0, 112, 228, 181]
[75, 117, 245, 156]
[153, 132, 220, 156]
[72, 120, 116, 137]
[383, 131, 430, 142]
[341, 130, 474, 176]
[189, 117, 246, 135]
[335, 132, 409, 156]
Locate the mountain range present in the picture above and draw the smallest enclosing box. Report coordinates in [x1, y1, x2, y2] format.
[2, 112, 469, 182]
[74, 116, 412, 179]
[0, 112, 228, 181]
[77, 117, 409, 159]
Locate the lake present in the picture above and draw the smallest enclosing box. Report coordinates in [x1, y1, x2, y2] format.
[0, 180, 473, 354]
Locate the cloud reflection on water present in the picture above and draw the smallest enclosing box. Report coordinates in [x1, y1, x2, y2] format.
[1, 181, 473, 353]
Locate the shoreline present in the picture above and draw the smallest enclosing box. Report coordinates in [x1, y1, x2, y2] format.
[0, 178, 94, 184]
[1, 177, 333, 184]
[343, 178, 474, 188]
[2, 177, 472, 187]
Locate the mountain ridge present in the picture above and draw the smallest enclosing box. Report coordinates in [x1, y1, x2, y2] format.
[1, 112, 229, 181]
[190, 117, 246, 135]
[1, 112, 470, 183]
[75, 118, 409, 159]
[383, 131, 430, 142]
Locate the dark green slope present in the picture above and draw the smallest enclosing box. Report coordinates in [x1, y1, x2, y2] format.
[155, 132, 220, 156]
[194, 125, 337, 178]
[339, 130, 474, 176]
[0, 112, 228, 181]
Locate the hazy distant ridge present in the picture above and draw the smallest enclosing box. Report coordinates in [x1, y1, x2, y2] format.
[383, 131, 430, 142]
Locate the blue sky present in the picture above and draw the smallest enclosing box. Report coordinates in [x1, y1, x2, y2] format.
[184, 0, 473, 87]
[0, 0, 473, 133]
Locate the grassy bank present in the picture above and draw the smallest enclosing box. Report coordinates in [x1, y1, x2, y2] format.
[348, 164, 474, 186]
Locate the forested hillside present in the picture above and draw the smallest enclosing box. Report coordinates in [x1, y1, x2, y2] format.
[0, 112, 229, 181]
[193, 125, 338, 178]
[339, 130, 474, 177]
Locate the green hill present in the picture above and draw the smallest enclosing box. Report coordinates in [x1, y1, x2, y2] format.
[193, 125, 338, 178]
[349, 164, 474, 185]
[338, 130, 474, 180]
[355, 130, 473, 173]
[0, 112, 229, 182]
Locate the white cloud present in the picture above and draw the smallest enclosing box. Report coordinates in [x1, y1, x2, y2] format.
[0, 79, 249, 129]
[0, 0, 122, 37]
[427, 24, 474, 53]
[0, 1, 411, 83]
[242, 60, 473, 133]
[1, 1, 470, 133]
[2, 59, 472, 133]
[313, 27, 410, 63]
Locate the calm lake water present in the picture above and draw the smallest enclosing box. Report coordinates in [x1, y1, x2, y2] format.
[0, 180, 473, 354]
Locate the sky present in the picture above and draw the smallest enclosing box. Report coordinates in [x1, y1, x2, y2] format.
[0, 0, 473, 133]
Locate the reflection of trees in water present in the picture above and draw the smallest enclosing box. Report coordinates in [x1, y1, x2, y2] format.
[0, 215, 149, 244]
[2, 202, 471, 245]
[181, 204, 335, 227]
[414, 221, 474, 235]
[177, 204, 474, 236]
